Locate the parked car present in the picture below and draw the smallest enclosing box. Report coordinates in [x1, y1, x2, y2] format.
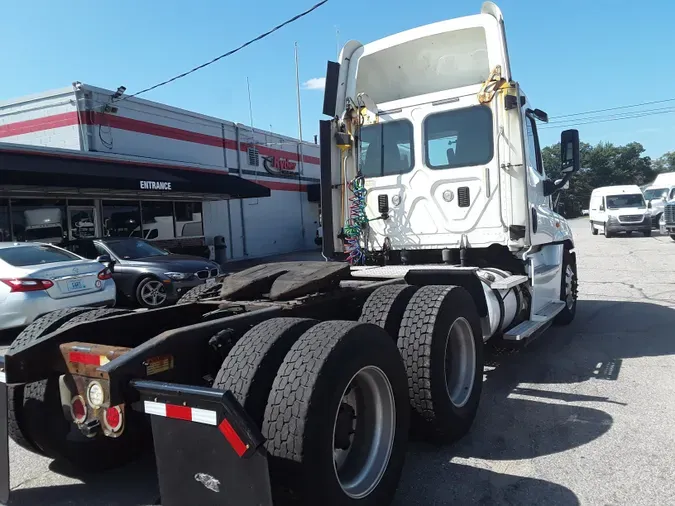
[0, 242, 116, 332]
[60, 237, 222, 308]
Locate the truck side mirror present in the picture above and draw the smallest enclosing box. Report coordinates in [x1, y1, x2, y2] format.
[560, 129, 580, 174]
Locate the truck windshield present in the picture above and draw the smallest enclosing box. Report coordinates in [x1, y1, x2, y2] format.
[424, 106, 493, 169]
[359, 120, 414, 178]
[606, 194, 645, 209]
[643, 188, 667, 200]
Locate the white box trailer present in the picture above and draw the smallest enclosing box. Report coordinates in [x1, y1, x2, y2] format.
[0, 83, 321, 261]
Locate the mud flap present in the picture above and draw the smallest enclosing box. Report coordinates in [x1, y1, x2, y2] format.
[130, 379, 273, 506]
[0, 356, 9, 505]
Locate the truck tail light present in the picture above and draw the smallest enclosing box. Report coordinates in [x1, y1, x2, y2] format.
[0, 278, 54, 292]
[97, 268, 113, 280]
[70, 395, 87, 423]
[103, 406, 124, 433]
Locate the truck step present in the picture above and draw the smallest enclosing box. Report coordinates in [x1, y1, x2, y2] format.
[503, 319, 550, 341]
[532, 300, 566, 321]
[491, 275, 528, 290]
[503, 300, 566, 341]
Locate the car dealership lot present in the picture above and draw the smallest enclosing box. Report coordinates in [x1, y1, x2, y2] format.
[2, 218, 675, 506]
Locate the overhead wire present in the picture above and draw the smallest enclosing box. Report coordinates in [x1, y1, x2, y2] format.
[114, 0, 329, 102]
[548, 97, 675, 120]
[539, 107, 675, 130]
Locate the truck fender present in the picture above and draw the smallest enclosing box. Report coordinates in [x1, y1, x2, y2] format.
[403, 269, 489, 317]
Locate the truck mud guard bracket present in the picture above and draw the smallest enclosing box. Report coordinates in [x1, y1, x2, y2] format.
[130, 379, 273, 506]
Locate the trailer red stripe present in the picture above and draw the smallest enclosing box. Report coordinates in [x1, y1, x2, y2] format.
[165, 403, 192, 422]
[218, 418, 248, 457]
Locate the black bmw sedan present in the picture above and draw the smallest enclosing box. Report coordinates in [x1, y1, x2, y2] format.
[61, 237, 221, 308]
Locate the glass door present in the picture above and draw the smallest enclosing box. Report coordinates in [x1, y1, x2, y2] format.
[67, 206, 99, 240]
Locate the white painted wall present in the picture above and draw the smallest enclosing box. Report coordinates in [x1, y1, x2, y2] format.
[0, 83, 321, 262]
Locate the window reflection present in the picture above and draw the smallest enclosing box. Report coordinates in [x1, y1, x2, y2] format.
[10, 199, 67, 244]
[174, 202, 203, 237]
[0, 199, 10, 241]
[141, 201, 175, 240]
[102, 200, 141, 238]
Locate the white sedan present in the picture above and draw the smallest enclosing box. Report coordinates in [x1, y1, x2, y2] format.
[0, 242, 117, 332]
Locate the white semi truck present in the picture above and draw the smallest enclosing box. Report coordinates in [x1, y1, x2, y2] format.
[0, 3, 581, 506]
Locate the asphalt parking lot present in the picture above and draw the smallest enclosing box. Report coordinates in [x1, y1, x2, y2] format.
[2, 217, 675, 505]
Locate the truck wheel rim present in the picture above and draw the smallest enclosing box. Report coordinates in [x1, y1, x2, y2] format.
[565, 266, 575, 309]
[444, 317, 476, 408]
[141, 280, 167, 306]
[332, 365, 395, 499]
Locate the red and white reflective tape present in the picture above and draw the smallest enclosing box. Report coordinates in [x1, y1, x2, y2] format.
[143, 400, 249, 457]
[144, 400, 217, 425]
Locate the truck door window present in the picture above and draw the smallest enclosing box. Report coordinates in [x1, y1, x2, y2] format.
[670, 188, 675, 200]
[423, 106, 493, 169]
[359, 120, 414, 178]
[525, 115, 543, 175]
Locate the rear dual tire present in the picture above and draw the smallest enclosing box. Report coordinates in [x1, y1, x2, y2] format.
[214, 318, 410, 506]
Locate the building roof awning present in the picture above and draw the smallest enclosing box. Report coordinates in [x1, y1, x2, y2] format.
[0, 144, 271, 200]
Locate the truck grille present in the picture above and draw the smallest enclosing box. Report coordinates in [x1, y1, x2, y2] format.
[665, 204, 675, 225]
[196, 268, 219, 279]
[618, 215, 643, 223]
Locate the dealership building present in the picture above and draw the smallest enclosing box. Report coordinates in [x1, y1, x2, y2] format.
[0, 82, 321, 262]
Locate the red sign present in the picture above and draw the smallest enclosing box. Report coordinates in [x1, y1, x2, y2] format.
[263, 156, 297, 177]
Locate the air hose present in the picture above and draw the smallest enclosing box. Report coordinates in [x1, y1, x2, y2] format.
[344, 173, 368, 265]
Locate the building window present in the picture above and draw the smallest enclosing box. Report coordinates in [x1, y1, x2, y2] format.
[10, 198, 67, 244]
[174, 202, 203, 237]
[141, 201, 175, 241]
[0, 199, 10, 242]
[248, 146, 260, 166]
[102, 200, 141, 238]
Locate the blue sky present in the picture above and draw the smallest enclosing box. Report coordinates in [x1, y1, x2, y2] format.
[2, 0, 674, 158]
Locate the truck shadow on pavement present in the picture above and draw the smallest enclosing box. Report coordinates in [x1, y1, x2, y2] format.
[394, 298, 675, 505]
[7, 299, 675, 506]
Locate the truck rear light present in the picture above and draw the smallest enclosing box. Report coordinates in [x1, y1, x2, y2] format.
[1, 278, 54, 292]
[97, 268, 113, 280]
[70, 395, 87, 423]
[69, 351, 110, 366]
[103, 406, 123, 433]
[86, 381, 105, 408]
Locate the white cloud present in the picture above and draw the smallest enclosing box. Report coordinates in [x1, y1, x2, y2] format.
[302, 77, 326, 90]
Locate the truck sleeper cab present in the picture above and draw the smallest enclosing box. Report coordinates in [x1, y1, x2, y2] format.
[589, 185, 651, 238]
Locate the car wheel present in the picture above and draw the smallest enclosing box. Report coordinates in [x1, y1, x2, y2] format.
[135, 277, 168, 308]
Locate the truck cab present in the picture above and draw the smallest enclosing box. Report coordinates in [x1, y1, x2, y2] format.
[320, 1, 579, 269]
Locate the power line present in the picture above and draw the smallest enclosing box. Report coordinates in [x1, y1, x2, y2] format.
[116, 0, 329, 102]
[544, 105, 675, 127]
[540, 107, 675, 130]
[549, 97, 675, 120]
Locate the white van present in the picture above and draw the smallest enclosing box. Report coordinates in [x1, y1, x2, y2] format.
[589, 185, 651, 238]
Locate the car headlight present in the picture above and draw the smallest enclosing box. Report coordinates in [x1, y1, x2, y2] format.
[164, 272, 191, 281]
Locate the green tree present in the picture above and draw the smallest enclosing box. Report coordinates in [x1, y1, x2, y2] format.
[653, 151, 675, 173]
[541, 141, 655, 217]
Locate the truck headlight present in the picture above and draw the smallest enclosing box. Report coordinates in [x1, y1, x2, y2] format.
[165, 272, 190, 281]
